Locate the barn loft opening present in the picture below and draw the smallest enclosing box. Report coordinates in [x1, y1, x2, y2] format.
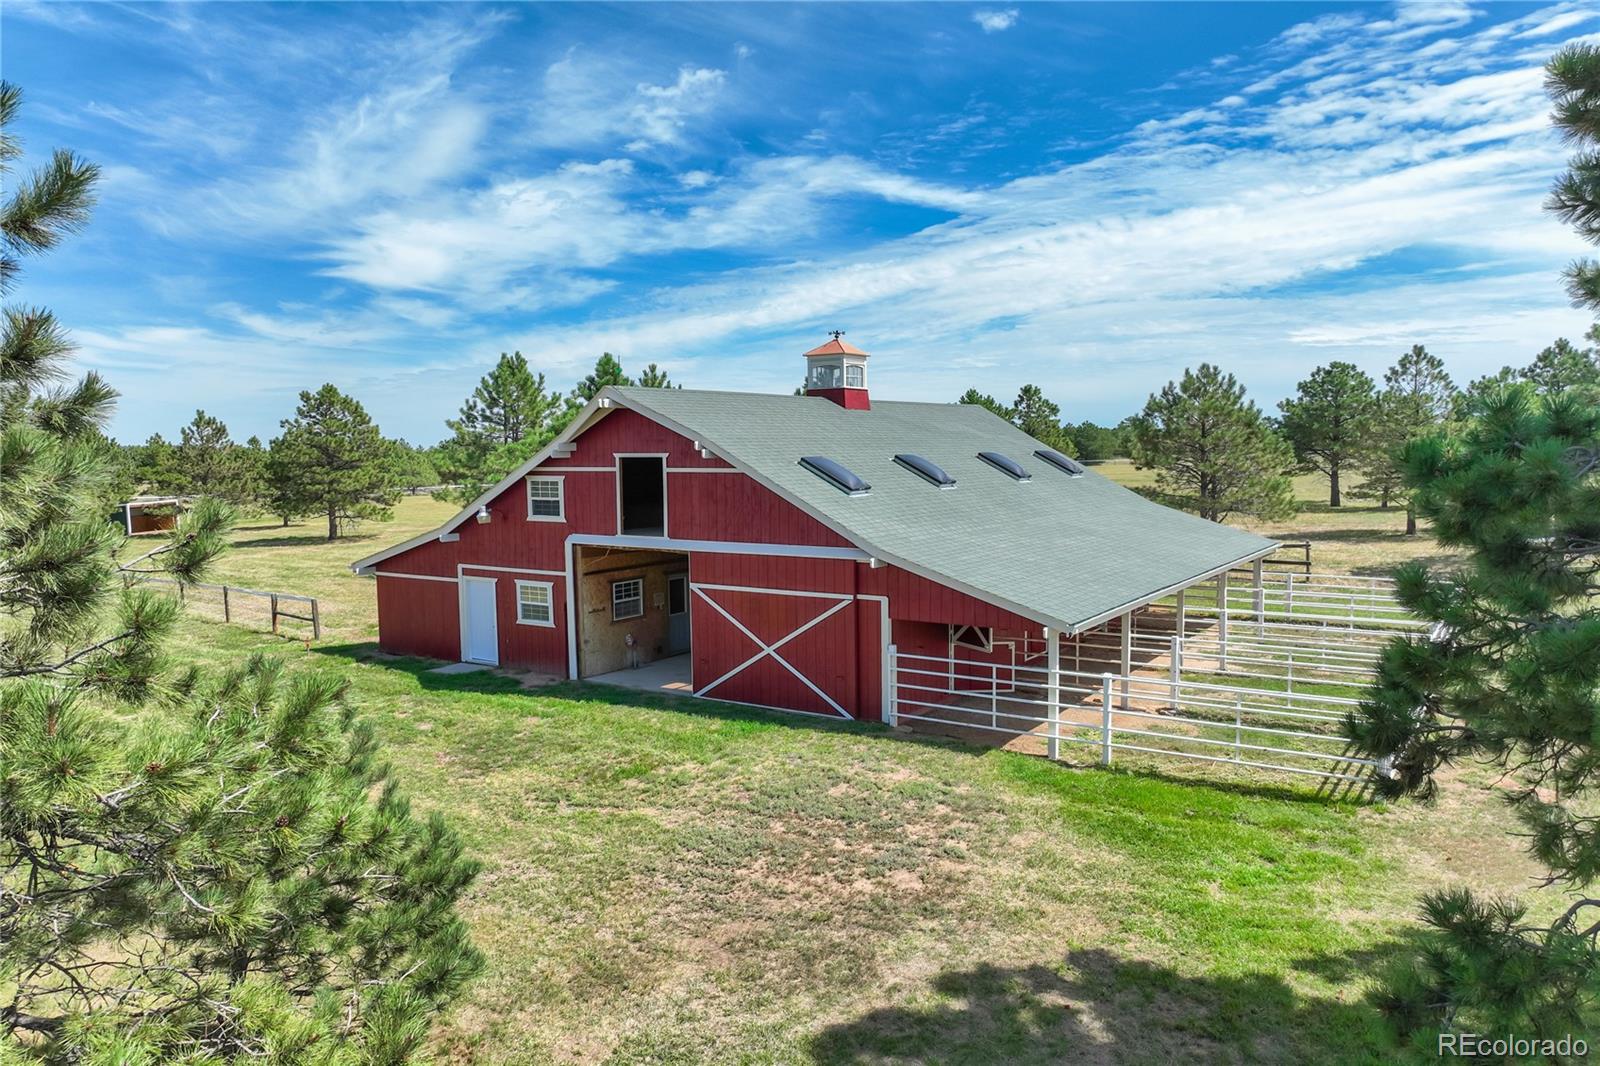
[619, 456, 666, 535]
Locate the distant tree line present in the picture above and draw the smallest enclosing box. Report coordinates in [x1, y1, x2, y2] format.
[954, 333, 1600, 530]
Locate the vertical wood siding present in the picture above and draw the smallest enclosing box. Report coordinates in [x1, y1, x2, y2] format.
[369, 403, 1044, 724]
[375, 576, 460, 661]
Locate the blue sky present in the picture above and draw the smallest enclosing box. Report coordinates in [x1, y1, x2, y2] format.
[6, 1, 1598, 444]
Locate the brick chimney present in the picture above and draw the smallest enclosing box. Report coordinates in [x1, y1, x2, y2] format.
[803, 332, 870, 410]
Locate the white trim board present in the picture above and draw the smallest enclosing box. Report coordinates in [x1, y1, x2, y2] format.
[459, 563, 566, 578]
[376, 571, 458, 584]
[568, 534, 869, 561]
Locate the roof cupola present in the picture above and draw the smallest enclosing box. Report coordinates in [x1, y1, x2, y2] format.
[803, 331, 870, 410]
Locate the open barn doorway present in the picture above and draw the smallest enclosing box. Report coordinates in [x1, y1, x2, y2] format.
[574, 543, 692, 694]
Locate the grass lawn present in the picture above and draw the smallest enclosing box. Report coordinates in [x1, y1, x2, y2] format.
[146, 486, 1569, 1063]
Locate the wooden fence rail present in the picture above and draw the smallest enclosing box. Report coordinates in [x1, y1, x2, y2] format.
[1231, 540, 1312, 577]
[124, 574, 321, 639]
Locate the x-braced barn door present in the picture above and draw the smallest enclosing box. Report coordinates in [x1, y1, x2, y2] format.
[690, 583, 856, 718]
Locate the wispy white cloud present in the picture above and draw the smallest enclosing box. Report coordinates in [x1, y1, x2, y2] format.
[626, 66, 728, 150]
[972, 9, 1019, 34]
[29, 0, 1600, 443]
[315, 154, 984, 301]
[531, 51, 728, 152]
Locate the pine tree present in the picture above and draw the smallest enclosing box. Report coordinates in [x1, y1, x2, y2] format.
[636, 362, 678, 388]
[392, 439, 440, 493]
[1010, 384, 1075, 455]
[0, 80, 231, 696]
[266, 385, 400, 540]
[2, 656, 485, 1062]
[1346, 43, 1600, 1047]
[2, 88, 483, 1057]
[176, 408, 245, 501]
[1065, 421, 1126, 462]
[1131, 363, 1296, 522]
[1349, 345, 1457, 534]
[957, 388, 1010, 419]
[128, 432, 182, 493]
[1519, 336, 1600, 398]
[436, 352, 558, 505]
[1549, 43, 1600, 312]
[1278, 360, 1377, 507]
[1347, 385, 1600, 1044]
[235, 434, 268, 514]
[572, 351, 632, 401]
[447, 350, 555, 447]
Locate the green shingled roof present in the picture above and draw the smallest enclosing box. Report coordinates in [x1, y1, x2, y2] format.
[611, 387, 1277, 633]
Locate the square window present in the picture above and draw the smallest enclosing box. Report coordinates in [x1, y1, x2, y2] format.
[527, 476, 564, 521]
[845, 363, 864, 388]
[612, 578, 644, 622]
[516, 581, 554, 626]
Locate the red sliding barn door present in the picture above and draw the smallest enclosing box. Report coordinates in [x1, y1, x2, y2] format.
[690, 583, 858, 718]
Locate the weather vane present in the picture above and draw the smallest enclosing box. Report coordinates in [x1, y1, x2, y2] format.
[829, 329, 845, 341]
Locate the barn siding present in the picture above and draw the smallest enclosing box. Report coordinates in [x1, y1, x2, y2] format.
[368, 402, 1043, 723]
[375, 576, 460, 661]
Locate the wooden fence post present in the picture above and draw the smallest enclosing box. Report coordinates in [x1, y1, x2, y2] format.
[222, 585, 231, 622]
[270, 593, 279, 635]
[311, 598, 321, 641]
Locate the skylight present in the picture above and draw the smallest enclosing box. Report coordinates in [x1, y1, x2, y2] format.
[978, 451, 1031, 481]
[894, 453, 956, 489]
[800, 455, 871, 495]
[1034, 448, 1085, 477]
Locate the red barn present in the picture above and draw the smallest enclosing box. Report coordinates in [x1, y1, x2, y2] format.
[353, 338, 1276, 722]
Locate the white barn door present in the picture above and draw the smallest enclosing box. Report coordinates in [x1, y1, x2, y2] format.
[460, 576, 499, 665]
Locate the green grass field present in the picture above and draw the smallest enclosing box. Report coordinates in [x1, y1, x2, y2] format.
[149, 480, 1552, 1063]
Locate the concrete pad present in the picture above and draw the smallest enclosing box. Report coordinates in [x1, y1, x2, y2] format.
[586, 653, 693, 695]
[429, 662, 491, 675]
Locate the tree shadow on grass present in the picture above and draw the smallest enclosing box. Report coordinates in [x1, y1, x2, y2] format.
[231, 534, 345, 549]
[808, 946, 1404, 1065]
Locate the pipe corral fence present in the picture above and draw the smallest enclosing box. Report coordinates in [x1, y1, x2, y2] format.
[124, 574, 321, 640]
[889, 566, 1417, 793]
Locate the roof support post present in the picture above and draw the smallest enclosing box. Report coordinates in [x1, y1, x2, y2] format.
[1045, 627, 1060, 761]
[1252, 557, 1265, 635]
[1175, 588, 1186, 642]
[1119, 611, 1132, 710]
[1217, 571, 1229, 671]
